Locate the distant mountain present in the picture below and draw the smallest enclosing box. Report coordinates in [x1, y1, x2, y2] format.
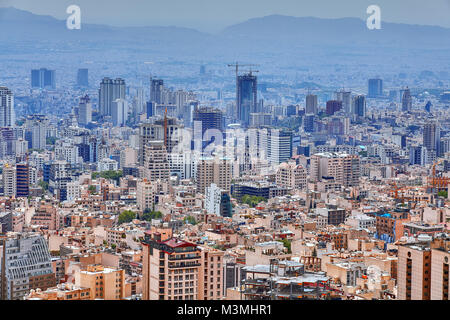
[0, 7, 449, 71]
[0, 7, 212, 44]
[220, 14, 450, 48]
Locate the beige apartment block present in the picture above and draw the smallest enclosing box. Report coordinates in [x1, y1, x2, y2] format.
[76, 264, 125, 300]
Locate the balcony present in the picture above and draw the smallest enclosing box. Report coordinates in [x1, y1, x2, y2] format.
[168, 255, 201, 261]
[168, 262, 201, 269]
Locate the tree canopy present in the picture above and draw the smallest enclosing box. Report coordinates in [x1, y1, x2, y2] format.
[142, 209, 162, 221]
[118, 210, 136, 224]
[241, 195, 267, 207]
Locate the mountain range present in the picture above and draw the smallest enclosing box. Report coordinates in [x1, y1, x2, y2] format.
[0, 7, 449, 73]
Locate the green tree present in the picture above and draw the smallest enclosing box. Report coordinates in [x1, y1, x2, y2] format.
[142, 209, 162, 221]
[118, 210, 136, 225]
[88, 185, 97, 194]
[38, 180, 49, 191]
[312, 247, 317, 257]
[184, 216, 197, 225]
[241, 195, 266, 207]
[92, 170, 123, 183]
[438, 190, 448, 198]
[46, 136, 57, 145]
[280, 239, 292, 254]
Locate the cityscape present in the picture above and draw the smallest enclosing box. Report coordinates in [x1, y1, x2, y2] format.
[0, 1, 450, 305]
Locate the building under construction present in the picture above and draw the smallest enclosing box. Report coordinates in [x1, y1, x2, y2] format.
[241, 260, 342, 300]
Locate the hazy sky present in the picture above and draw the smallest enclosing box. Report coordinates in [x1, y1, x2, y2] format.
[1, 0, 450, 32]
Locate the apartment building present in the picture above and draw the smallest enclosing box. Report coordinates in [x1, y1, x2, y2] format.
[430, 235, 449, 300]
[136, 179, 156, 212]
[143, 141, 170, 181]
[397, 243, 432, 300]
[275, 161, 307, 191]
[24, 283, 91, 300]
[310, 152, 360, 187]
[196, 157, 232, 194]
[198, 246, 224, 300]
[75, 264, 125, 300]
[142, 232, 200, 300]
[0, 233, 56, 300]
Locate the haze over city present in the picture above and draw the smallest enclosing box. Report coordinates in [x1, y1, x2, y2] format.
[0, 0, 449, 308]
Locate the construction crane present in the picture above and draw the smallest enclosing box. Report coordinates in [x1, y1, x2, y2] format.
[227, 62, 259, 77]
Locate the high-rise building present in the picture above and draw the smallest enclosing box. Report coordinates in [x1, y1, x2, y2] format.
[150, 78, 164, 104]
[0, 127, 14, 158]
[275, 161, 307, 191]
[205, 183, 232, 217]
[25, 115, 48, 150]
[138, 118, 183, 165]
[111, 98, 128, 126]
[98, 77, 126, 117]
[77, 68, 89, 87]
[335, 90, 351, 114]
[142, 231, 224, 301]
[310, 152, 360, 187]
[2, 164, 16, 197]
[265, 129, 293, 165]
[15, 163, 29, 198]
[402, 87, 412, 112]
[31, 68, 56, 89]
[237, 73, 257, 127]
[352, 95, 366, 118]
[0, 87, 14, 127]
[430, 235, 450, 300]
[48, 160, 71, 202]
[368, 78, 383, 98]
[78, 95, 92, 126]
[196, 157, 232, 194]
[409, 145, 427, 166]
[143, 141, 170, 181]
[0, 233, 56, 300]
[193, 107, 223, 136]
[423, 122, 441, 157]
[425, 101, 432, 113]
[136, 179, 156, 212]
[305, 94, 318, 115]
[326, 100, 343, 116]
[398, 243, 432, 300]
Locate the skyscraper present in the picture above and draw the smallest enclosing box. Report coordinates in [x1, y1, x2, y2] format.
[335, 90, 351, 114]
[0, 87, 14, 127]
[150, 78, 164, 104]
[78, 95, 92, 126]
[25, 114, 48, 150]
[305, 94, 318, 115]
[77, 68, 89, 87]
[326, 100, 342, 116]
[352, 95, 366, 118]
[193, 107, 223, 136]
[237, 72, 257, 127]
[266, 129, 293, 165]
[16, 163, 29, 198]
[423, 122, 441, 157]
[2, 164, 16, 197]
[111, 98, 128, 126]
[368, 79, 383, 98]
[98, 77, 126, 117]
[31, 68, 55, 89]
[402, 87, 412, 112]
